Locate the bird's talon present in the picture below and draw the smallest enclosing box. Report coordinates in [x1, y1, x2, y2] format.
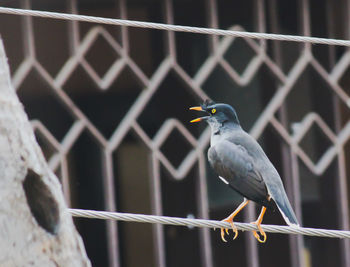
[259, 233, 267, 243]
[220, 228, 228, 242]
[218, 218, 239, 242]
[251, 221, 267, 243]
[232, 228, 238, 240]
[252, 231, 266, 243]
[228, 222, 238, 240]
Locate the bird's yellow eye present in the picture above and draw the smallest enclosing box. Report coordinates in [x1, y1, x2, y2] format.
[211, 108, 216, 114]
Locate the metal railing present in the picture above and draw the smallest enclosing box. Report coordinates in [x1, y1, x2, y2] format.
[0, 0, 350, 267]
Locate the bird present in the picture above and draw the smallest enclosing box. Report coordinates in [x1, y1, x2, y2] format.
[189, 100, 299, 243]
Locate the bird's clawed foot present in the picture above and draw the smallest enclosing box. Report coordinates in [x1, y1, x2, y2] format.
[251, 221, 267, 243]
[220, 218, 238, 242]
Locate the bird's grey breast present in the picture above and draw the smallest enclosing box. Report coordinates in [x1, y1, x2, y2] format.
[210, 126, 241, 147]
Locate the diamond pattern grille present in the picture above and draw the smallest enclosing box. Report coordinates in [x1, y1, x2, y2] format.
[1, 0, 350, 267]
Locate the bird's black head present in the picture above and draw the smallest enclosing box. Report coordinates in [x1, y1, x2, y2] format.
[189, 100, 240, 127]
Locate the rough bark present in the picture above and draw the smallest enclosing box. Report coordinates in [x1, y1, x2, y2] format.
[0, 39, 91, 266]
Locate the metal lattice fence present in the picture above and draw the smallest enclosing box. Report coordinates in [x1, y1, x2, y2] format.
[1, 0, 350, 267]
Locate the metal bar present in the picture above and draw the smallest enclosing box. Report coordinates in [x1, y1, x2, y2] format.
[269, 1, 305, 266]
[149, 153, 166, 267]
[66, 0, 79, 53]
[337, 150, 350, 267]
[20, 0, 35, 58]
[244, 203, 259, 267]
[243, 2, 262, 266]
[197, 153, 213, 267]
[164, 0, 176, 59]
[60, 156, 72, 206]
[327, 3, 350, 265]
[119, 0, 129, 53]
[102, 150, 119, 267]
[206, 0, 219, 51]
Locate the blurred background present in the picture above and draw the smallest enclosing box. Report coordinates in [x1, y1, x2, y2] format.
[1, 0, 350, 267]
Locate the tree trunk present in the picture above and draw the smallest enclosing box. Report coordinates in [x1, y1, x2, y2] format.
[0, 39, 91, 266]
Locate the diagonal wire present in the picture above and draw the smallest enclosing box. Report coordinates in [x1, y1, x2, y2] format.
[1, 7, 350, 47]
[69, 209, 350, 239]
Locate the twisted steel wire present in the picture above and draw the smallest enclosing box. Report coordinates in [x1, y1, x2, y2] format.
[69, 209, 350, 239]
[1, 7, 350, 47]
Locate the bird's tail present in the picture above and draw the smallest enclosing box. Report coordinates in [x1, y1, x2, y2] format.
[275, 192, 299, 226]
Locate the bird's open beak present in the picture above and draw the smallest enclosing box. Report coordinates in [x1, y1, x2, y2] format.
[189, 106, 209, 123]
[189, 106, 203, 111]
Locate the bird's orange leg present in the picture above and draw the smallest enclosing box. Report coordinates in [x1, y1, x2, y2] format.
[251, 206, 267, 243]
[220, 198, 249, 242]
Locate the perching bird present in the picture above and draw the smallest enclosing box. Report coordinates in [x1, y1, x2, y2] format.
[190, 100, 299, 243]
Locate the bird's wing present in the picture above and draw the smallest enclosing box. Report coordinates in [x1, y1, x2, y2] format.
[230, 133, 299, 226]
[259, 171, 299, 226]
[208, 140, 270, 206]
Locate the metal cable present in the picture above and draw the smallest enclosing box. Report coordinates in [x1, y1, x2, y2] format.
[1, 7, 350, 47]
[69, 209, 350, 239]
